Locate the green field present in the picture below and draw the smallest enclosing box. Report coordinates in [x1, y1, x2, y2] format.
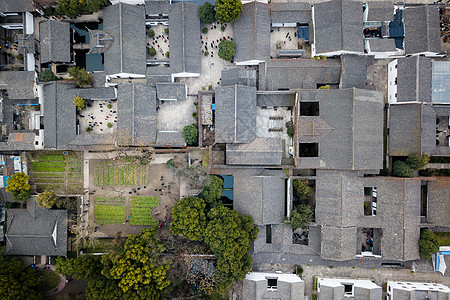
[95, 197, 126, 206]
[94, 160, 148, 186]
[94, 205, 126, 224]
[29, 152, 83, 193]
[130, 197, 159, 225]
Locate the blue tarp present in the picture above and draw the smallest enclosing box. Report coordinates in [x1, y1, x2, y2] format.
[221, 175, 233, 189]
[297, 26, 309, 42]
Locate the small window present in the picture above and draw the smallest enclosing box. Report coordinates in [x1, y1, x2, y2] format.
[343, 284, 353, 296]
[267, 278, 278, 291]
[266, 225, 272, 244]
[300, 102, 319, 116]
[395, 77, 397, 85]
[299, 143, 318, 157]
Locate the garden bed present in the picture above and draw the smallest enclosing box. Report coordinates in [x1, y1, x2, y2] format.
[130, 196, 159, 225]
[94, 160, 148, 186]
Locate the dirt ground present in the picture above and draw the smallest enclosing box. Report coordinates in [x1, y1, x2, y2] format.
[87, 162, 180, 238]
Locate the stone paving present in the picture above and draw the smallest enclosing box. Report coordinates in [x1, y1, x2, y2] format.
[183, 21, 235, 94]
[147, 24, 170, 60]
[156, 96, 197, 131]
[78, 100, 117, 134]
[270, 27, 301, 57]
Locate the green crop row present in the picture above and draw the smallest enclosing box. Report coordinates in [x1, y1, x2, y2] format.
[94, 205, 126, 224]
[34, 178, 65, 184]
[31, 166, 66, 172]
[32, 172, 65, 178]
[31, 161, 66, 168]
[38, 155, 65, 162]
[95, 197, 126, 206]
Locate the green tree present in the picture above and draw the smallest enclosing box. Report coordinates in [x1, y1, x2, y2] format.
[419, 229, 439, 260]
[86, 0, 107, 13]
[215, 0, 242, 23]
[293, 179, 312, 201]
[5, 172, 31, 202]
[183, 124, 198, 146]
[38, 69, 58, 82]
[204, 206, 258, 294]
[55, 0, 82, 18]
[73, 96, 86, 110]
[170, 197, 207, 241]
[0, 257, 43, 300]
[55, 256, 103, 280]
[199, 175, 223, 208]
[147, 29, 155, 37]
[406, 153, 430, 170]
[218, 40, 235, 61]
[148, 47, 157, 56]
[67, 66, 91, 86]
[285, 204, 314, 230]
[36, 190, 58, 208]
[101, 227, 171, 294]
[392, 160, 414, 178]
[199, 2, 216, 24]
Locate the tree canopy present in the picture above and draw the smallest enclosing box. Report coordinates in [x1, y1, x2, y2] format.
[199, 175, 223, 208]
[293, 179, 313, 202]
[218, 40, 235, 61]
[36, 190, 58, 208]
[0, 257, 43, 300]
[55, 255, 103, 281]
[102, 227, 171, 293]
[55, 0, 82, 18]
[183, 124, 198, 146]
[204, 206, 258, 293]
[73, 96, 86, 110]
[392, 160, 414, 178]
[199, 2, 216, 24]
[215, 0, 242, 23]
[67, 66, 91, 86]
[419, 229, 440, 260]
[86, 0, 107, 13]
[285, 204, 314, 230]
[170, 197, 207, 241]
[5, 172, 31, 202]
[38, 69, 59, 82]
[406, 153, 430, 171]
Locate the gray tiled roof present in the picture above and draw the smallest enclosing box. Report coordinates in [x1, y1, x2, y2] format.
[315, 170, 422, 261]
[74, 87, 116, 100]
[270, 2, 311, 24]
[155, 131, 185, 147]
[145, 0, 170, 15]
[313, 0, 364, 54]
[215, 85, 256, 144]
[39, 20, 71, 63]
[156, 83, 186, 100]
[297, 89, 384, 171]
[0, 71, 35, 100]
[233, 2, 270, 63]
[226, 138, 283, 166]
[404, 5, 441, 55]
[169, 3, 201, 74]
[43, 82, 77, 149]
[0, 0, 33, 12]
[397, 56, 432, 102]
[103, 2, 146, 75]
[5, 200, 67, 256]
[117, 82, 157, 146]
[388, 103, 436, 156]
[340, 54, 373, 89]
[256, 91, 295, 107]
[263, 59, 341, 91]
[234, 169, 285, 225]
[427, 178, 450, 228]
[367, 1, 395, 21]
[221, 68, 257, 87]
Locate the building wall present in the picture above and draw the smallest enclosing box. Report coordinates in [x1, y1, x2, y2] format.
[388, 59, 398, 104]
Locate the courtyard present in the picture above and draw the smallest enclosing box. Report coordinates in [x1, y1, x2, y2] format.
[183, 21, 235, 93]
[86, 157, 180, 238]
[269, 26, 311, 58]
[78, 100, 117, 134]
[147, 24, 170, 60]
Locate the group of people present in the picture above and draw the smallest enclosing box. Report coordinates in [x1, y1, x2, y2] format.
[148, 31, 169, 58]
[83, 100, 117, 133]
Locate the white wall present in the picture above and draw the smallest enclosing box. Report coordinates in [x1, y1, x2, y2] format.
[387, 59, 398, 104]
